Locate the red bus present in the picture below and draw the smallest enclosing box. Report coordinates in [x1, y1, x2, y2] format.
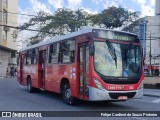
[17, 28, 144, 105]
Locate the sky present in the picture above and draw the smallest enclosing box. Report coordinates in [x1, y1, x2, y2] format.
[17, 0, 156, 49]
[18, 0, 155, 18]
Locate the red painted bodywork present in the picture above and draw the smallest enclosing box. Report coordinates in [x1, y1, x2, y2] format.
[17, 32, 144, 100]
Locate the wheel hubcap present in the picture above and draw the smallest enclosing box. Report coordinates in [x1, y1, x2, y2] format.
[65, 89, 71, 99]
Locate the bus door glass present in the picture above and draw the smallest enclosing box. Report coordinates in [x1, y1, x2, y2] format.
[78, 43, 89, 99]
[39, 50, 46, 88]
[20, 54, 24, 84]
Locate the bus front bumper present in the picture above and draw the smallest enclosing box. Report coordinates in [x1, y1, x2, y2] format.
[89, 87, 143, 101]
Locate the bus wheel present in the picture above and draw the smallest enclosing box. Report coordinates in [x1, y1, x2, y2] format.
[63, 83, 75, 105]
[27, 78, 34, 93]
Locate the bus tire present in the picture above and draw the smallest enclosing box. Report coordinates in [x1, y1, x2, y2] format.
[62, 83, 75, 105]
[27, 78, 34, 93]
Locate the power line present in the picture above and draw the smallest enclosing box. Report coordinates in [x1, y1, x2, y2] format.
[0, 11, 36, 17]
[0, 24, 53, 34]
[2, 11, 160, 27]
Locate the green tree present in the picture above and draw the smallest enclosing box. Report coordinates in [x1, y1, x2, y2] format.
[90, 6, 139, 29]
[19, 8, 90, 45]
[19, 7, 140, 45]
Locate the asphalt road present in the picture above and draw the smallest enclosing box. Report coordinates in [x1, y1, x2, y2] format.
[0, 77, 160, 120]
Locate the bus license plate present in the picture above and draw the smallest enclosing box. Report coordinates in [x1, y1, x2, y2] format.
[118, 96, 128, 100]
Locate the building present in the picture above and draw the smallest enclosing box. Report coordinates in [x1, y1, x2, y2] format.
[133, 17, 160, 66]
[122, 16, 160, 74]
[0, 0, 18, 76]
[155, 0, 160, 74]
[156, 0, 160, 16]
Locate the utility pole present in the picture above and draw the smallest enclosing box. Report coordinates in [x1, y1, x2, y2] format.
[143, 22, 146, 57]
[141, 19, 147, 60]
[149, 34, 152, 75]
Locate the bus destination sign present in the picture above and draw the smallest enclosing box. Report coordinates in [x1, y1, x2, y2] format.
[92, 29, 139, 42]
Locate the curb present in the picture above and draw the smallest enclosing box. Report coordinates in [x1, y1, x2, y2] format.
[143, 93, 160, 98]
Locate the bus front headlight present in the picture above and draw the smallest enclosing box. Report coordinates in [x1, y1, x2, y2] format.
[93, 78, 105, 91]
[138, 81, 143, 90]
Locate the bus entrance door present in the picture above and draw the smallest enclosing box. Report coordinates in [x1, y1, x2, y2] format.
[39, 50, 46, 88]
[78, 43, 89, 100]
[20, 54, 24, 85]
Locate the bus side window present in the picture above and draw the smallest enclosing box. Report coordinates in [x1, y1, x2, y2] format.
[49, 43, 59, 63]
[24, 57, 26, 65]
[31, 49, 38, 64]
[49, 44, 53, 63]
[70, 40, 75, 63]
[31, 49, 35, 64]
[35, 49, 38, 63]
[61, 41, 70, 63]
[61, 39, 75, 63]
[26, 51, 32, 65]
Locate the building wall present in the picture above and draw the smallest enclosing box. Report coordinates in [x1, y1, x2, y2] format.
[0, 48, 10, 76]
[0, 0, 18, 76]
[156, 0, 160, 15]
[145, 16, 160, 66]
[7, 0, 18, 50]
[155, 0, 160, 68]
[128, 16, 160, 66]
[0, 0, 18, 50]
[0, 0, 3, 60]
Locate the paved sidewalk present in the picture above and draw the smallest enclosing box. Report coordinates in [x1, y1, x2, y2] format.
[143, 89, 160, 97]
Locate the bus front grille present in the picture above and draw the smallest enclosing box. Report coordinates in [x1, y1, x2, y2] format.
[109, 92, 136, 99]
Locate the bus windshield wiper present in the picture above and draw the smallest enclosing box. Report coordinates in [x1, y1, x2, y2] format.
[106, 39, 117, 69]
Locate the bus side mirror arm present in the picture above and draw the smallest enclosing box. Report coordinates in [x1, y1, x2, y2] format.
[89, 45, 95, 55]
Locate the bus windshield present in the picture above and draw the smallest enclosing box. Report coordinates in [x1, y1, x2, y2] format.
[94, 41, 142, 78]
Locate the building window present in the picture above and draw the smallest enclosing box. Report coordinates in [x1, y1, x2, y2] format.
[3, 9, 7, 24]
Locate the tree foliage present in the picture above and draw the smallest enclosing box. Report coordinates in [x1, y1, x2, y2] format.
[90, 7, 139, 29]
[19, 7, 140, 45]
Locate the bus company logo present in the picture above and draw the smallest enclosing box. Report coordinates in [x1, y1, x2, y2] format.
[2, 112, 11, 117]
[24, 66, 36, 74]
[70, 67, 76, 80]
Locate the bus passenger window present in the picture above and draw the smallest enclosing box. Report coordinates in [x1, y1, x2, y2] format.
[70, 40, 75, 62]
[62, 41, 70, 63]
[85, 45, 89, 74]
[31, 49, 38, 64]
[61, 39, 75, 63]
[26, 51, 32, 65]
[49, 43, 59, 63]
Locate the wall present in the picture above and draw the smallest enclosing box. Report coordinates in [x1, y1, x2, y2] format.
[0, 48, 10, 76]
[145, 16, 160, 66]
[7, 0, 18, 50]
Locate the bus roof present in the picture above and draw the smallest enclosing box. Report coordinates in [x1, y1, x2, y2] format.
[19, 27, 138, 52]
